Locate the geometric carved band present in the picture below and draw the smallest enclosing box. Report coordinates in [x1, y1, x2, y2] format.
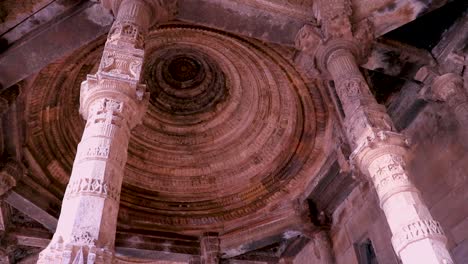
[391, 219, 446, 254]
[64, 178, 120, 201]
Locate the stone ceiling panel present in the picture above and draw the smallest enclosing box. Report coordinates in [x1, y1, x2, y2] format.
[23, 24, 330, 234]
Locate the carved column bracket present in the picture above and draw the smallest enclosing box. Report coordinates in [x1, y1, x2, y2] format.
[432, 73, 468, 131]
[0, 159, 23, 197]
[416, 66, 468, 135]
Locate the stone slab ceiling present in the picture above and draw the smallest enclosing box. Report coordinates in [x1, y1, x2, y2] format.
[22, 24, 330, 237]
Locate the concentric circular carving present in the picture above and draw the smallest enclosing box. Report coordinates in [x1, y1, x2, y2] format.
[24, 24, 329, 232]
[146, 47, 228, 116]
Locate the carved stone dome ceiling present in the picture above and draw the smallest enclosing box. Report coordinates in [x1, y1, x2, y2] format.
[25, 24, 329, 233]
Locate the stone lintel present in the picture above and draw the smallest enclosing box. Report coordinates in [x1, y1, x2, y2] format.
[4, 191, 58, 232]
[0, 1, 113, 90]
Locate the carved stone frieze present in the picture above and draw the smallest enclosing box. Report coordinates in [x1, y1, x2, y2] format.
[64, 178, 120, 201]
[391, 219, 447, 255]
[431, 73, 464, 102]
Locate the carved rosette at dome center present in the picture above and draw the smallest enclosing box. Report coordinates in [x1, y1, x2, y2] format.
[25, 24, 329, 233]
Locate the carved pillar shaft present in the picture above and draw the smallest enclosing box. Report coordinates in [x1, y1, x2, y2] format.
[325, 47, 454, 264]
[38, 0, 151, 263]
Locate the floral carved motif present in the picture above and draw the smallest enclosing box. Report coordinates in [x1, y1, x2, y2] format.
[71, 231, 95, 245]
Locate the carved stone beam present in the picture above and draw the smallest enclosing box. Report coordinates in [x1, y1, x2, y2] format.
[295, 1, 454, 263]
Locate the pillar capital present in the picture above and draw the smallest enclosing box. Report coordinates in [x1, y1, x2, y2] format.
[391, 219, 447, 258]
[351, 131, 410, 170]
[431, 73, 464, 102]
[295, 21, 373, 75]
[295, 0, 374, 76]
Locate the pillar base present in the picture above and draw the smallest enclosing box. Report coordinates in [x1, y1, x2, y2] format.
[38, 237, 113, 264]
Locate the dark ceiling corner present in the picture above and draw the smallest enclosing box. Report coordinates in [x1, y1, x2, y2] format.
[382, 0, 467, 50]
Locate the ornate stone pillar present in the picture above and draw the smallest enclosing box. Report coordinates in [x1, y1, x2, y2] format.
[295, 1, 454, 263]
[37, 0, 154, 263]
[325, 46, 453, 264]
[200, 233, 220, 264]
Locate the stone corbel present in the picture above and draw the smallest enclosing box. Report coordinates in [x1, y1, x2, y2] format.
[294, 20, 374, 78]
[0, 159, 23, 197]
[100, 0, 177, 26]
[416, 66, 468, 134]
[294, 0, 375, 78]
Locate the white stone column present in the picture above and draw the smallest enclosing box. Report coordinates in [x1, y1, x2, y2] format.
[37, 0, 152, 263]
[324, 44, 454, 264]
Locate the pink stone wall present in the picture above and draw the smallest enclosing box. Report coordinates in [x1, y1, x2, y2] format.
[329, 183, 399, 264]
[405, 103, 468, 263]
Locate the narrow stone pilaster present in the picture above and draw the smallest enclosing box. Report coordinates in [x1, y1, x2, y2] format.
[432, 73, 468, 131]
[200, 233, 220, 264]
[37, 0, 153, 263]
[313, 229, 334, 264]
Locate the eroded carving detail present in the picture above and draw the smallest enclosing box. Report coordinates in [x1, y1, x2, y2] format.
[65, 178, 120, 201]
[71, 231, 96, 245]
[392, 219, 446, 254]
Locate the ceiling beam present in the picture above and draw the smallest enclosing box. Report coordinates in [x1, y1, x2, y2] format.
[4, 191, 58, 232]
[0, 1, 113, 90]
[0, 0, 453, 91]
